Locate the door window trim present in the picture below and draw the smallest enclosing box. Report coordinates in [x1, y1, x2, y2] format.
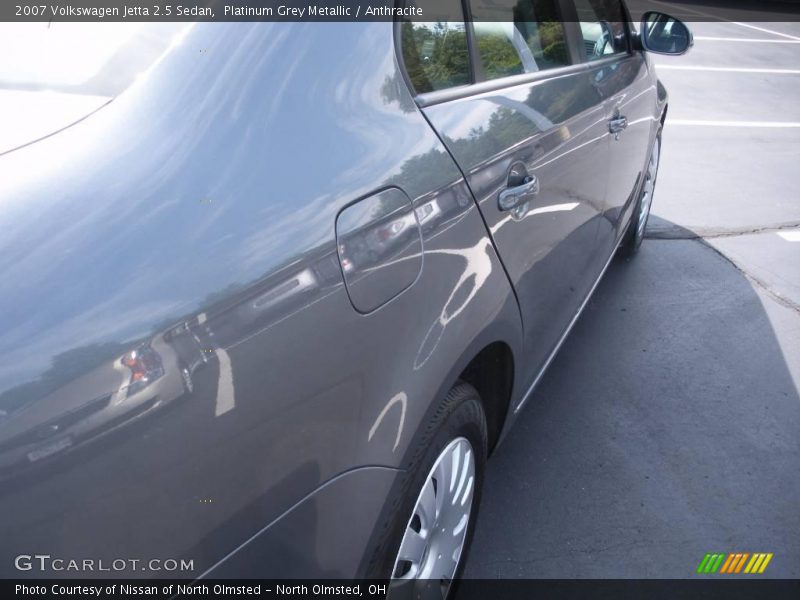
[393, 0, 635, 108]
[563, 0, 632, 61]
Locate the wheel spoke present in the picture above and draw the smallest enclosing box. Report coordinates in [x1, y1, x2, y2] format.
[452, 513, 468, 537]
[417, 478, 437, 529]
[452, 448, 472, 504]
[398, 528, 427, 564]
[448, 443, 460, 493]
[460, 474, 474, 507]
[433, 449, 453, 519]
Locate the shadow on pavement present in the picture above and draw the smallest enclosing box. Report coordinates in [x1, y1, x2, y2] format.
[463, 217, 800, 579]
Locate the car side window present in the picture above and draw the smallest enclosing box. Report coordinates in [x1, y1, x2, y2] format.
[400, 0, 471, 93]
[571, 0, 628, 60]
[471, 0, 571, 81]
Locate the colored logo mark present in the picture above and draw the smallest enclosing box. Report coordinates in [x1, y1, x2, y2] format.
[697, 552, 773, 574]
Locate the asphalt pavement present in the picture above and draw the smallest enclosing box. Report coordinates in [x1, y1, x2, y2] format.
[462, 18, 800, 579]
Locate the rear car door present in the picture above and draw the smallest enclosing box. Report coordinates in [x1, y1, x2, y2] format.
[403, 0, 614, 394]
[568, 0, 659, 250]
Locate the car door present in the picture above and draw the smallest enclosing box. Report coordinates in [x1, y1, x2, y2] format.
[404, 0, 615, 396]
[568, 0, 659, 250]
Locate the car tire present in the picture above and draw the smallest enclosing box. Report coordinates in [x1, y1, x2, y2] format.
[619, 130, 662, 257]
[367, 381, 487, 599]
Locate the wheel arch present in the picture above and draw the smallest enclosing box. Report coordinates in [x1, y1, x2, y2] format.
[424, 310, 522, 458]
[457, 341, 515, 454]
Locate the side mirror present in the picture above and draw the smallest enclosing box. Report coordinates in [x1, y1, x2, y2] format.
[640, 11, 693, 55]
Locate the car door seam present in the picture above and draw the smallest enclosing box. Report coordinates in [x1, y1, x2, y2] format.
[415, 107, 526, 339]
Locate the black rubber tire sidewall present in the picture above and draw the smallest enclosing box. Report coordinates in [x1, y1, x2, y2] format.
[366, 382, 488, 596]
[620, 131, 662, 257]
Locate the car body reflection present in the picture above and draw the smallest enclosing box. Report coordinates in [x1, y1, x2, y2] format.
[0, 329, 203, 475]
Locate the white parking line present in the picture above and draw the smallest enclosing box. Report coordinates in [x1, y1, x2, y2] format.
[694, 36, 800, 44]
[777, 231, 800, 242]
[731, 22, 800, 42]
[657, 65, 800, 74]
[649, 0, 800, 41]
[669, 120, 800, 128]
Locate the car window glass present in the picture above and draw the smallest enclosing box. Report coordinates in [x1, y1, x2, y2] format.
[571, 0, 627, 60]
[400, 0, 470, 93]
[471, 0, 570, 81]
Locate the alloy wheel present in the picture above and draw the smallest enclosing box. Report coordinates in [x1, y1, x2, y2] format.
[391, 437, 476, 597]
[636, 137, 661, 242]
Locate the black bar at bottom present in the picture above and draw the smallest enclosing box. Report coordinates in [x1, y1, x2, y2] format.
[3, 579, 800, 600]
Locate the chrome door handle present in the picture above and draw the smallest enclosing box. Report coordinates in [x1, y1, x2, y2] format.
[608, 115, 628, 134]
[498, 175, 540, 211]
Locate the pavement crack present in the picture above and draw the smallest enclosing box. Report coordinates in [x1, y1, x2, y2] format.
[703, 242, 800, 314]
[648, 235, 800, 315]
[645, 220, 800, 240]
